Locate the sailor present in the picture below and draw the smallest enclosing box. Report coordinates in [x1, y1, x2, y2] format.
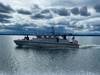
[37, 35, 42, 39]
[44, 35, 46, 38]
[24, 36, 26, 40]
[26, 35, 29, 40]
[72, 36, 78, 44]
[72, 36, 75, 41]
[24, 35, 29, 40]
[56, 36, 59, 43]
[63, 35, 66, 40]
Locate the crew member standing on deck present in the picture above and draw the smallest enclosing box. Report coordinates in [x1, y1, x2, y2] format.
[26, 35, 29, 40]
[24, 35, 29, 40]
[72, 36, 75, 41]
[72, 36, 78, 44]
[56, 36, 59, 43]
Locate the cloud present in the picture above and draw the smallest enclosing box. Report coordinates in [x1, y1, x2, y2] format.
[31, 4, 54, 19]
[51, 8, 70, 16]
[0, 14, 12, 23]
[31, 13, 52, 19]
[94, 5, 100, 12]
[31, 9, 53, 19]
[31, 7, 71, 19]
[83, 0, 100, 6]
[49, 0, 77, 7]
[17, 9, 32, 15]
[32, 4, 41, 10]
[50, 0, 100, 7]
[0, 14, 12, 19]
[56, 8, 70, 16]
[31, 4, 42, 14]
[91, 24, 100, 31]
[1, 16, 100, 35]
[80, 6, 90, 16]
[41, 9, 50, 14]
[0, 23, 50, 35]
[71, 7, 80, 15]
[35, 7, 92, 18]
[0, 22, 74, 35]
[74, 17, 100, 32]
[0, 19, 11, 23]
[0, 2, 14, 13]
[0, 1, 100, 35]
[49, 17, 70, 25]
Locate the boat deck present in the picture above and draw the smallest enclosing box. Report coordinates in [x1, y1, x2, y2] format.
[14, 38, 79, 48]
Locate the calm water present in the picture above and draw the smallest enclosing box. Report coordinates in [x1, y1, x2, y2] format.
[0, 36, 100, 75]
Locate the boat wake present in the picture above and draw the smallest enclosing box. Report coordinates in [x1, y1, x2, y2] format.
[80, 44, 100, 49]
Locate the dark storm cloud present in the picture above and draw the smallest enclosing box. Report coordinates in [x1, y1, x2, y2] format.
[0, 14, 12, 19]
[80, 6, 90, 16]
[31, 6, 93, 20]
[31, 13, 53, 19]
[0, 19, 10, 23]
[41, 9, 50, 14]
[31, 9, 53, 19]
[31, 4, 54, 19]
[94, 5, 100, 12]
[0, 3, 14, 13]
[71, 7, 80, 15]
[0, 14, 12, 23]
[51, 8, 70, 16]
[17, 9, 32, 15]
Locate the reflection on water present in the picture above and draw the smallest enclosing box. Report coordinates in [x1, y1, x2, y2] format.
[0, 36, 100, 75]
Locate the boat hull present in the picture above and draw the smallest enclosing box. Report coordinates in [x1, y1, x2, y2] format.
[14, 39, 79, 49]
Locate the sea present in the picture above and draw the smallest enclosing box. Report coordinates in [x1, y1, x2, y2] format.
[0, 35, 100, 75]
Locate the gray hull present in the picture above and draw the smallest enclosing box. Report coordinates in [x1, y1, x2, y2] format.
[14, 39, 79, 49]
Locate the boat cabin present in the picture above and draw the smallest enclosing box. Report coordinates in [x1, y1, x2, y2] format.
[22, 35, 78, 44]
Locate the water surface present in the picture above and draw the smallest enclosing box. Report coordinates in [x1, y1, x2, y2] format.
[0, 36, 100, 75]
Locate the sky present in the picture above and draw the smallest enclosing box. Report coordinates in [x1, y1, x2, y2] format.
[0, 0, 100, 35]
[0, 0, 100, 8]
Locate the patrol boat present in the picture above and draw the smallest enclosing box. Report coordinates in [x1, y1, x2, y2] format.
[14, 35, 79, 49]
